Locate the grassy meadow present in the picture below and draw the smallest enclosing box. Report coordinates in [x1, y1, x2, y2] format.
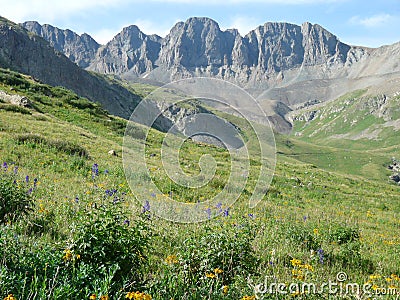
[0, 68, 399, 299]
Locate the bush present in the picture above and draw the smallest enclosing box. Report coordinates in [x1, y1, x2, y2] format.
[0, 104, 32, 115]
[0, 168, 34, 224]
[16, 133, 90, 158]
[72, 193, 151, 292]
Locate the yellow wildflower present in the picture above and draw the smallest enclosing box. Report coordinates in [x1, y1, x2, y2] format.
[3, 294, 16, 300]
[165, 255, 178, 264]
[206, 272, 216, 279]
[126, 291, 152, 300]
[301, 264, 314, 272]
[313, 228, 319, 235]
[100, 296, 109, 300]
[290, 258, 301, 266]
[222, 285, 229, 295]
[89, 294, 96, 300]
[214, 268, 223, 274]
[63, 249, 73, 261]
[241, 296, 256, 300]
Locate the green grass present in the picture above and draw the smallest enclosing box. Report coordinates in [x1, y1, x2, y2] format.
[0, 68, 399, 299]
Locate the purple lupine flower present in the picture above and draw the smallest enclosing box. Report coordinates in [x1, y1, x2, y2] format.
[91, 163, 99, 179]
[205, 207, 212, 219]
[33, 178, 38, 187]
[222, 208, 230, 217]
[104, 169, 109, 175]
[123, 219, 130, 226]
[13, 166, 18, 175]
[303, 216, 307, 222]
[27, 188, 33, 195]
[317, 248, 324, 264]
[75, 197, 79, 203]
[142, 200, 150, 213]
[150, 192, 156, 198]
[25, 175, 29, 183]
[2, 162, 8, 172]
[248, 213, 255, 219]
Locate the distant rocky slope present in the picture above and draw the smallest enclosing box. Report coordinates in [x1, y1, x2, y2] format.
[22, 21, 100, 68]
[0, 17, 140, 118]
[15, 16, 400, 134]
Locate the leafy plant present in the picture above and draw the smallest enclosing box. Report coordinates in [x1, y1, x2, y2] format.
[0, 167, 34, 224]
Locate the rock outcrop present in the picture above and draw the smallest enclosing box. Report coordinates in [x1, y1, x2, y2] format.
[21, 21, 100, 68]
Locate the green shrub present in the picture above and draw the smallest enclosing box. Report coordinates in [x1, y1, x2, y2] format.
[16, 133, 90, 158]
[72, 195, 151, 291]
[0, 104, 31, 115]
[0, 169, 34, 224]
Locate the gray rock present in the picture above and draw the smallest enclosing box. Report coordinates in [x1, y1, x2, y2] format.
[88, 25, 161, 76]
[21, 21, 100, 68]
[0, 90, 31, 107]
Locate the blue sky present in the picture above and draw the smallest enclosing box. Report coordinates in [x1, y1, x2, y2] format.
[1, 0, 400, 47]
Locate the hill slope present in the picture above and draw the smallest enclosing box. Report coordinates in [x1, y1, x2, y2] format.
[0, 17, 140, 119]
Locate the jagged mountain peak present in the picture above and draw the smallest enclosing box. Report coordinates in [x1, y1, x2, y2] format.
[21, 21, 100, 68]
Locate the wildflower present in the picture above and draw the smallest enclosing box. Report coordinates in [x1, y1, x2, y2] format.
[91, 163, 99, 179]
[104, 169, 109, 175]
[222, 285, 229, 295]
[126, 292, 151, 300]
[142, 200, 150, 213]
[317, 248, 324, 264]
[63, 249, 73, 261]
[2, 162, 8, 172]
[75, 197, 79, 203]
[216, 202, 222, 211]
[303, 216, 307, 222]
[100, 296, 109, 300]
[206, 272, 216, 279]
[248, 213, 255, 219]
[214, 268, 223, 274]
[301, 264, 314, 272]
[13, 166, 18, 174]
[25, 175, 29, 183]
[290, 258, 302, 267]
[89, 294, 96, 300]
[150, 192, 156, 197]
[165, 255, 178, 264]
[76, 254, 81, 259]
[222, 208, 229, 217]
[27, 188, 33, 195]
[205, 207, 211, 219]
[33, 178, 38, 187]
[241, 296, 256, 300]
[3, 294, 16, 300]
[313, 228, 319, 235]
[124, 219, 130, 226]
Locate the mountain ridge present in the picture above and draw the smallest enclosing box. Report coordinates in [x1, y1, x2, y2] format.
[12, 16, 400, 134]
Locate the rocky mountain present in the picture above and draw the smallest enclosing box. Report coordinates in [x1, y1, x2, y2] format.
[88, 25, 161, 76]
[0, 17, 140, 118]
[12, 16, 400, 134]
[21, 21, 100, 68]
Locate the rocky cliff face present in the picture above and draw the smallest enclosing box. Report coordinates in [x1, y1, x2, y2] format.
[0, 17, 140, 118]
[21, 21, 100, 68]
[88, 25, 161, 76]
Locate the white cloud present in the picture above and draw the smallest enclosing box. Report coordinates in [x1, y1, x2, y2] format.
[223, 16, 261, 36]
[132, 19, 175, 37]
[90, 28, 121, 45]
[350, 14, 393, 28]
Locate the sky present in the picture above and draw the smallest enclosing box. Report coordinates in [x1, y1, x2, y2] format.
[1, 0, 399, 47]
